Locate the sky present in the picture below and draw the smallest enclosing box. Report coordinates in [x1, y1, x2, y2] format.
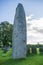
[0, 0, 43, 44]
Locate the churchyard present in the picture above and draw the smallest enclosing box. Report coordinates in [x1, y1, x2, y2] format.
[0, 3, 43, 65]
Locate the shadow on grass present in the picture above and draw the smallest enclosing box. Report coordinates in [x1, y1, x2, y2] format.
[27, 53, 37, 57]
[0, 58, 26, 65]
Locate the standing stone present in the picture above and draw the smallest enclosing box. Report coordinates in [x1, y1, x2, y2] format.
[12, 3, 27, 59]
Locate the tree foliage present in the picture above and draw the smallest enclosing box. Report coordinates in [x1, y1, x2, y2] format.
[0, 21, 13, 47]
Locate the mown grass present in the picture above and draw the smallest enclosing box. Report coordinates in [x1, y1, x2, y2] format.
[0, 48, 43, 65]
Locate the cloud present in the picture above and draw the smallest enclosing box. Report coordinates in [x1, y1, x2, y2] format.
[33, 27, 43, 34]
[26, 15, 43, 44]
[26, 14, 34, 21]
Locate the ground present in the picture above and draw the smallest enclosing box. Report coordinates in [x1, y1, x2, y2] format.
[0, 48, 43, 65]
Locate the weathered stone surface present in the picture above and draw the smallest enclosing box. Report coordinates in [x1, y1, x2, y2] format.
[12, 3, 27, 59]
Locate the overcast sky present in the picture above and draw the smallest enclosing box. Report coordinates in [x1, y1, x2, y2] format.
[0, 0, 43, 44]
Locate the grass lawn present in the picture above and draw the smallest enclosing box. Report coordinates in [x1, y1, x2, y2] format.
[0, 48, 43, 65]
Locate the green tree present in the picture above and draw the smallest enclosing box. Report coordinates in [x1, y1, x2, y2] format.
[0, 21, 13, 47]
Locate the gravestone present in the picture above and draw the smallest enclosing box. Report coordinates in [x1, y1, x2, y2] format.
[39, 47, 43, 54]
[12, 3, 27, 59]
[26, 45, 30, 56]
[32, 46, 37, 54]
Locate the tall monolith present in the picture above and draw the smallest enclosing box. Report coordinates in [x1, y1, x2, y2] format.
[12, 3, 27, 59]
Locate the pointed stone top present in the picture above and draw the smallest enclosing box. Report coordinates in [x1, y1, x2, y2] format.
[17, 3, 23, 7]
[17, 3, 23, 9]
[15, 3, 25, 18]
